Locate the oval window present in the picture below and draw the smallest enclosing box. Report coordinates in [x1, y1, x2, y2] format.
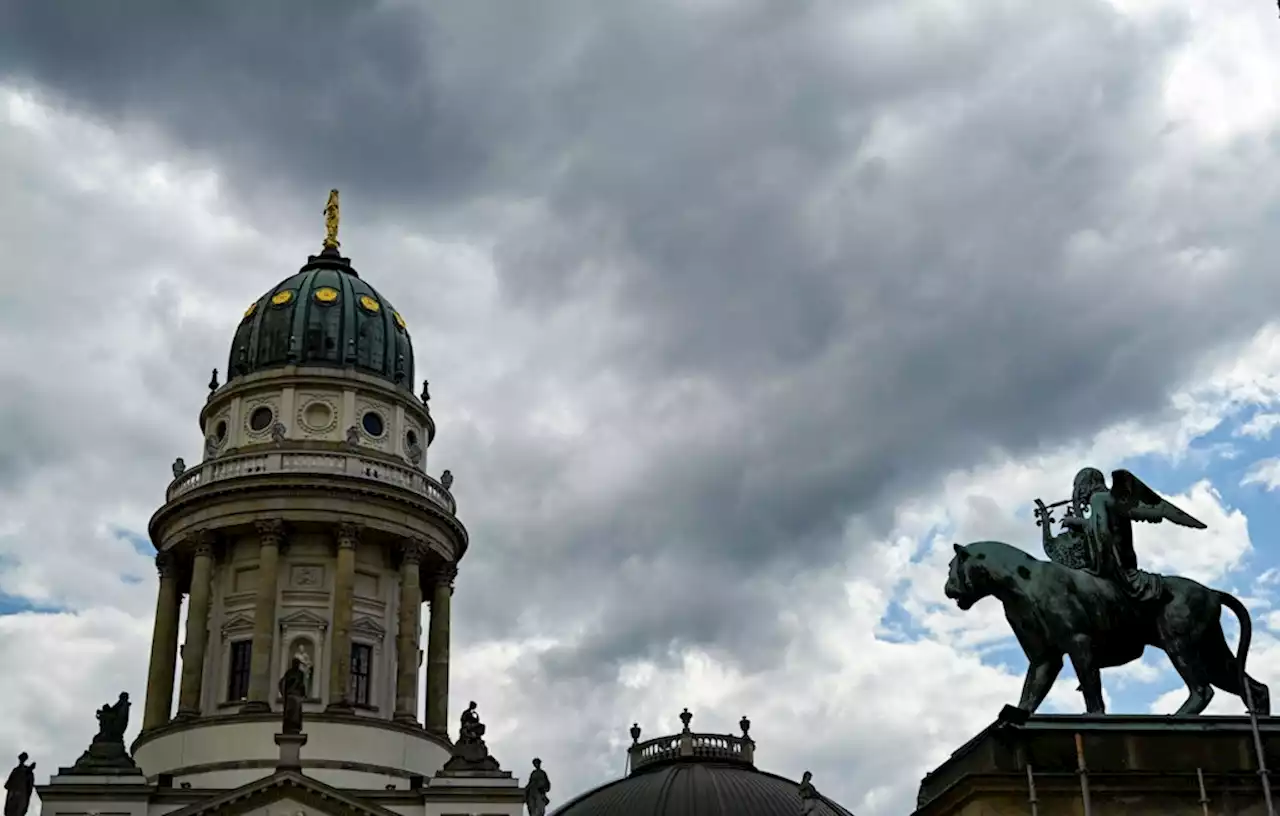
[314, 287, 340, 305]
[215, 419, 228, 440]
[405, 429, 419, 447]
[361, 411, 385, 438]
[249, 406, 274, 432]
[270, 290, 295, 307]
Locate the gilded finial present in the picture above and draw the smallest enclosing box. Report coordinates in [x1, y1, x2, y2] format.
[322, 189, 341, 250]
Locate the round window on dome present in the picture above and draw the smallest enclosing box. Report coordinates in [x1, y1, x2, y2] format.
[271, 290, 295, 307]
[392, 311, 406, 331]
[243, 301, 258, 319]
[249, 406, 274, 432]
[361, 411, 385, 438]
[359, 295, 381, 313]
[314, 286, 340, 305]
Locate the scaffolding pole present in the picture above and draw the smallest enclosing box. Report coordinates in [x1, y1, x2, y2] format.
[1074, 733, 1093, 816]
[1025, 764, 1039, 816]
[1197, 767, 1210, 816]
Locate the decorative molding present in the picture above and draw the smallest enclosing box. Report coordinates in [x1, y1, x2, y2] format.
[433, 564, 457, 589]
[336, 522, 360, 550]
[156, 551, 177, 580]
[401, 538, 426, 566]
[220, 613, 255, 638]
[296, 395, 339, 435]
[278, 608, 330, 632]
[351, 616, 386, 641]
[254, 518, 285, 546]
[290, 564, 324, 588]
[191, 530, 216, 560]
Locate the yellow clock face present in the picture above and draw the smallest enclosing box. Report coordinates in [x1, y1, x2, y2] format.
[359, 294, 381, 313]
[243, 301, 258, 318]
[314, 287, 340, 304]
[392, 311, 406, 330]
[271, 290, 294, 306]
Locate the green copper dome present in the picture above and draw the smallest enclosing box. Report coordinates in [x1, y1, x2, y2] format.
[227, 247, 415, 391]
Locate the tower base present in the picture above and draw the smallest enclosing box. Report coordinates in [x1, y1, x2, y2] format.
[915, 711, 1280, 815]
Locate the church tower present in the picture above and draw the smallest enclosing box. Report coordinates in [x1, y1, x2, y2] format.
[36, 192, 525, 816]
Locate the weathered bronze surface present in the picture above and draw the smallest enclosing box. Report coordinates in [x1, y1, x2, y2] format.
[945, 467, 1270, 717]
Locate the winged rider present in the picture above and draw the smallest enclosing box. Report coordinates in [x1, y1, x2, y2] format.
[1043, 467, 1206, 604]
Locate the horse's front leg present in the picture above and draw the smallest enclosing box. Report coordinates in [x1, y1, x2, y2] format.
[1018, 655, 1064, 713]
[1068, 635, 1105, 714]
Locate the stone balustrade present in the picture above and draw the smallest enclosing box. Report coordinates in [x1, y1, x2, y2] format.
[167, 450, 455, 513]
[628, 727, 755, 772]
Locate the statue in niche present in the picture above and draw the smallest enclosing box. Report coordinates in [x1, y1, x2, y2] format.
[3, 753, 34, 816]
[291, 640, 315, 698]
[798, 771, 819, 815]
[525, 758, 551, 816]
[946, 466, 1271, 717]
[279, 658, 308, 735]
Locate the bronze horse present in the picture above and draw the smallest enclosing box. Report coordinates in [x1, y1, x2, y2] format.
[944, 540, 1269, 717]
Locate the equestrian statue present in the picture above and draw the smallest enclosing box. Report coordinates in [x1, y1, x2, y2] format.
[945, 466, 1269, 718]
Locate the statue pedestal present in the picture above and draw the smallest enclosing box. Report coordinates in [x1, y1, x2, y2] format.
[439, 738, 510, 777]
[274, 732, 308, 772]
[914, 712, 1280, 815]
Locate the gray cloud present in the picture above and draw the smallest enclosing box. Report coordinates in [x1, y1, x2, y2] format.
[4, 0, 1280, 811]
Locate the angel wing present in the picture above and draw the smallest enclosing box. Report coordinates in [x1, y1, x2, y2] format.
[1110, 469, 1207, 529]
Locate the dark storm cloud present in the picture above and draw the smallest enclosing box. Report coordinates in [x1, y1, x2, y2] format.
[7, 0, 1280, 685]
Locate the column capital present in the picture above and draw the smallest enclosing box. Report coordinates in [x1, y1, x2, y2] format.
[255, 518, 285, 546]
[335, 522, 360, 550]
[433, 564, 457, 590]
[155, 551, 177, 580]
[190, 530, 216, 559]
[401, 538, 427, 566]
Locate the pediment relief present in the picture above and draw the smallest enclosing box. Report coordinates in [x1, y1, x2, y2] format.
[350, 616, 386, 640]
[221, 614, 255, 637]
[278, 608, 329, 632]
[161, 771, 400, 816]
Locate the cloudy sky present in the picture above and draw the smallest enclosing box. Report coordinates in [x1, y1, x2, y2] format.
[2, 0, 1280, 813]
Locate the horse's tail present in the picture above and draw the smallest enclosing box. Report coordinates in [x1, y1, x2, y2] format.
[1218, 590, 1263, 714]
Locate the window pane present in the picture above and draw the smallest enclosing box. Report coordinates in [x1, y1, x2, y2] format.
[350, 643, 372, 706]
[227, 640, 252, 701]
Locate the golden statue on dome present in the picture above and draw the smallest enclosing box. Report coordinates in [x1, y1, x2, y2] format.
[322, 189, 341, 250]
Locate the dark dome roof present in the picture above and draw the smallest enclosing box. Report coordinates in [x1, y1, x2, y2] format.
[554, 713, 855, 816]
[226, 247, 415, 391]
[552, 761, 855, 816]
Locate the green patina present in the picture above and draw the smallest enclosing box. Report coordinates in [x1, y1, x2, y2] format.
[227, 247, 415, 392]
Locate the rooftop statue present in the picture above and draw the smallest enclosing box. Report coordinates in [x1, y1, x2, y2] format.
[4, 753, 34, 816]
[945, 467, 1270, 717]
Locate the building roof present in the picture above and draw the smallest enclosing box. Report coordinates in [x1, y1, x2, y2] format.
[553, 711, 856, 816]
[552, 761, 856, 816]
[226, 245, 416, 393]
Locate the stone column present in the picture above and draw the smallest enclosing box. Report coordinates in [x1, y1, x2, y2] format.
[142, 552, 181, 730]
[424, 563, 456, 736]
[393, 539, 426, 723]
[327, 522, 359, 710]
[243, 519, 284, 712]
[176, 533, 215, 719]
